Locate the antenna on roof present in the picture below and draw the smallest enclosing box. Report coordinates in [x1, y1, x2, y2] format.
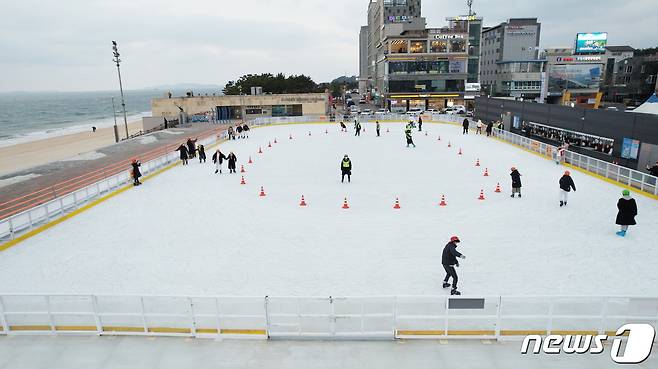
[467, 0, 475, 16]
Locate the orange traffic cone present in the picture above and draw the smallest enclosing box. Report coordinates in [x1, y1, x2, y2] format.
[258, 147, 263, 154]
[259, 186, 267, 197]
[483, 168, 489, 177]
[386, 128, 390, 133]
[458, 148, 463, 155]
[289, 134, 293, 140]
[495, 183, 502, 193]
[325, 129, 328, 134]
[240, 165, 246, 173]
[475, 159, 480, 167]
[240, 176, 246, 185]
[425, 131, 428, 136]
[438, 135, 441, 141]
[448, 141, 452, 148]
[274, 138, 278, 144]
[478, 190, 486, 200]
[393, 197, 401, 209]
[248, 156, 253, 164]
[342, 198, 350, 209]
[308, 131, 312, 136]
[299, 195, 307, 207]
[439, 194, 447, 207]
[268, 142, 272, 148]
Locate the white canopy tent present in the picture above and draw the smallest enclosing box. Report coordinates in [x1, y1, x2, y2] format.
[634, 93, 658, 114]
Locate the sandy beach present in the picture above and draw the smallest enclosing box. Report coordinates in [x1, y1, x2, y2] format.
[0, 121, 144, 176]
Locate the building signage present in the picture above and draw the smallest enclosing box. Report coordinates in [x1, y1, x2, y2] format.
[388, 15, 414, 23]
[621, 138, 641, 160]
[465, 83, 481, 92]
[449, 15, 480, 21]
[556, 56, 602, 63]
[434, 34, 466, 40]
[575, 32, 608, 54]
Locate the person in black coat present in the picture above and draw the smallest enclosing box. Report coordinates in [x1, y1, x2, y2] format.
[646, 161, 658, 177]
[242, 124, 250, 138]
[405, 126, 415, 147]
[176, 144, 189, 165]
[340, 121, 347, 132]
[442, 236, 466, 295]
[236, 125, 243, 139]
[417, 116, 423, 132]
[616, 190, 637, 237]
[559, 171, 576, 207]
[186, 138, 197, 158]
[486, 121, 494, 137]
[227, 152, 238, 173]
[197, 145, 207, 163]
[341, 155, 352, 183]
[212, 149, 228, 174]
[354, 121, 362, 136]
[462, 118, 469, 134]
[510, 167, 522, 197]
[376, 121, 381, 137]
[131, 159, 142, 186]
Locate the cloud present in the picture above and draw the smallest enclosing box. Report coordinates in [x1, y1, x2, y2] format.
[0, 0, 655, 91]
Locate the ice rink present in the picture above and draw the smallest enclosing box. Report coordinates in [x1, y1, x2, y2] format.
[1, 122, 657, 296]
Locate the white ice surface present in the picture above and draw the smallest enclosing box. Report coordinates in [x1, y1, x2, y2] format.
[1, 122, 657, 297]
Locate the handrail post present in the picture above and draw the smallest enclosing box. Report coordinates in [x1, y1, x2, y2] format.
[0, 296, 9, 334]
[140, 296, 148, 334]
[91, 295, 102, 335]
[188, 297, 196, 337]
[264, 296, 271, 339]
[46, 295, 55, 334]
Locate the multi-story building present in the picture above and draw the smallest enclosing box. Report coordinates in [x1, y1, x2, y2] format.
[359, 26, 369, 93]
[480, 18, 545, 100]
[602, 47, 658, 105]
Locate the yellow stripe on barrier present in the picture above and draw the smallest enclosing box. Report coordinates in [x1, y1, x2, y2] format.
[500, 330, 548, 336]
[397, 330, 444, 336]
[448, 330, 496, 336]
[220, 329, 267, 335]
[101, 326, 145, 333]
[9, 325, 52, 331]
[397, 330, 497, 336]
[55, 326, 98, 332]
[196, 328, 219, 334]
[148, 327, 192, 334]
[551, 330, 599, 336]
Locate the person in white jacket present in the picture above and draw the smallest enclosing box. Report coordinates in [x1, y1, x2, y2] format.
[212, 149, 228, 174]
[476, 120, 484, 135]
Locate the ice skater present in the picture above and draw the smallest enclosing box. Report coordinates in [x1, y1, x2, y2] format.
[418, 116, 423, 132]
[242, 123, 250, 138]
[236, 125, 243, 139]
[131, 159, 142, 186]
[227, 152, 238, 174]
[340, 121, 347, 132]
[462, 118, 470, 134]
[228, 126, 235, 140]
[176, 143, 189, 165]
[510, 167, 522, 198]
[341, 154, 352, 183]
[405, 125, 416, 148]
[476, 119, 484, 135]
[376, 121, 381, 137]
[442, 236, 466, 295]
[354, 121, 362, 136]
[187, 138, 197, 158]
[486, 121, 494, 137]
[615, 190, 637, 237]
[197, 145, 207, 163]
[559, 171, 576, 207]
[555, 143, 569, 165]
[212, 149, 227, 174]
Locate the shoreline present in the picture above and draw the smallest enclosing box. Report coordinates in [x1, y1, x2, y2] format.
[0, 119, 145, 177]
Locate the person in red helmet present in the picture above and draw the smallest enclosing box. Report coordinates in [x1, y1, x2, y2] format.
[442, 236, 466, 295]
[559, 170, 576, 207]
[130, 159, 142, 186]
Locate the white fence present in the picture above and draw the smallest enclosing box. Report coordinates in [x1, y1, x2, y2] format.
[0, 134, 224, 243]
[0, 294, 656, 341]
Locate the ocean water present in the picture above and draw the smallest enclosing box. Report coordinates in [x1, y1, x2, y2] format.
[0, 89, 166, 147]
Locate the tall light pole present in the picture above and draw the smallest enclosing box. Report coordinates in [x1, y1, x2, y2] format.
[112, 41, 129, 140]
[111, 97, 119, 143]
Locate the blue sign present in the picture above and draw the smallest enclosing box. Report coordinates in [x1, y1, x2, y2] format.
[621, 138, 640, 160]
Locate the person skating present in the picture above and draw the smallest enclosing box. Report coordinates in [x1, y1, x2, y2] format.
[486, 121, 494, 137]
[176, 144, 189, 165]
[341, 155, 352, 183]
[510, 167, 522, 198]
[186, 138, 197, 158]
[559, 170, 576, 207]
[476, 120, 484, 135]
[418, 116, 423, 132]
[197, 145, 207, 163]
[646, 161, 658, 177]
[462, 118, 470, 134]
[242, 123, 250, 138]
[227, 126, 235, 140]
[340, 121, 347, 132]
[405, 125, 416, 148]
[212, 149, 227, 174]
[131, 159, 142, 186]
[376, 121, 381, 137]
[236, 125, 243, 139]
[227, 152, 238, 174]
[354, 121, 362, 136]
[615, 190, 637, 237]
[442, 236, 466, 295]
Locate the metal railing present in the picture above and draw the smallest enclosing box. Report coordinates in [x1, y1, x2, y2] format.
[0, 294, 655, 341]
[0, 129, 227, 243]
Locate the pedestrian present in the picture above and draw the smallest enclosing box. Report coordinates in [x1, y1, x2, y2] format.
[198, 144, 207, 163]
[186, 137, 197, 158]
[242, 123, 250, 138]
[646, 161, 658, 177]
[236, 125, 243, 139]
[510, 167, 522, 198]
[615, 190, 637, 237]
[341, 154, 352, 183]
[92, 126, 97, 133]
[376, 121, 381, 137]
[212, 149, 227, 174]
[476, 119, 484, 135]
[442, 236, 466, 296]
[354, 121, 362, 136]
[556, 143, 569, 165]
[462, 118, 470, 134]
[130, 159, 142, 186]
[559, 170, 576, 207]
[227, 152, 238, 174]
[418, 116, 423, 132]
[176, 144, 189, 165]
[340, 121, 347, 132]
[405, 125, 416, 148]
[228, 126, 235, 140]
[486, 121, 494, 137]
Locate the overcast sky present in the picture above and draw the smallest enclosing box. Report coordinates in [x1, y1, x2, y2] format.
[1, 0, 656, 92]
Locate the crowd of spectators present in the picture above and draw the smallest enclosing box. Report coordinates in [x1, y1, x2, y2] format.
[520, 122, 614, 155]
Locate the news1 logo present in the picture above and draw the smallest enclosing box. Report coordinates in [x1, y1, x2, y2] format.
[521, 324, 655, 364]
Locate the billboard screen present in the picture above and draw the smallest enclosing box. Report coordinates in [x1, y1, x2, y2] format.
[548, 64, 602, 92]
[575, 32, 608, 54]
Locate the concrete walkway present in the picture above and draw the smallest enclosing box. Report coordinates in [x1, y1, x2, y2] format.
[0, 336, 655, 369]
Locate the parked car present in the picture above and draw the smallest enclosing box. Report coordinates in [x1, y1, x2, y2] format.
[360, 109, 372, 115]
[350, 106, 360, 113]
[375, 108, 389, 115]
[406, 108, 423, 116]
[444, 105, 466, 115]
[358, 99, 367, 104]
[425, 109, 439, 114]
